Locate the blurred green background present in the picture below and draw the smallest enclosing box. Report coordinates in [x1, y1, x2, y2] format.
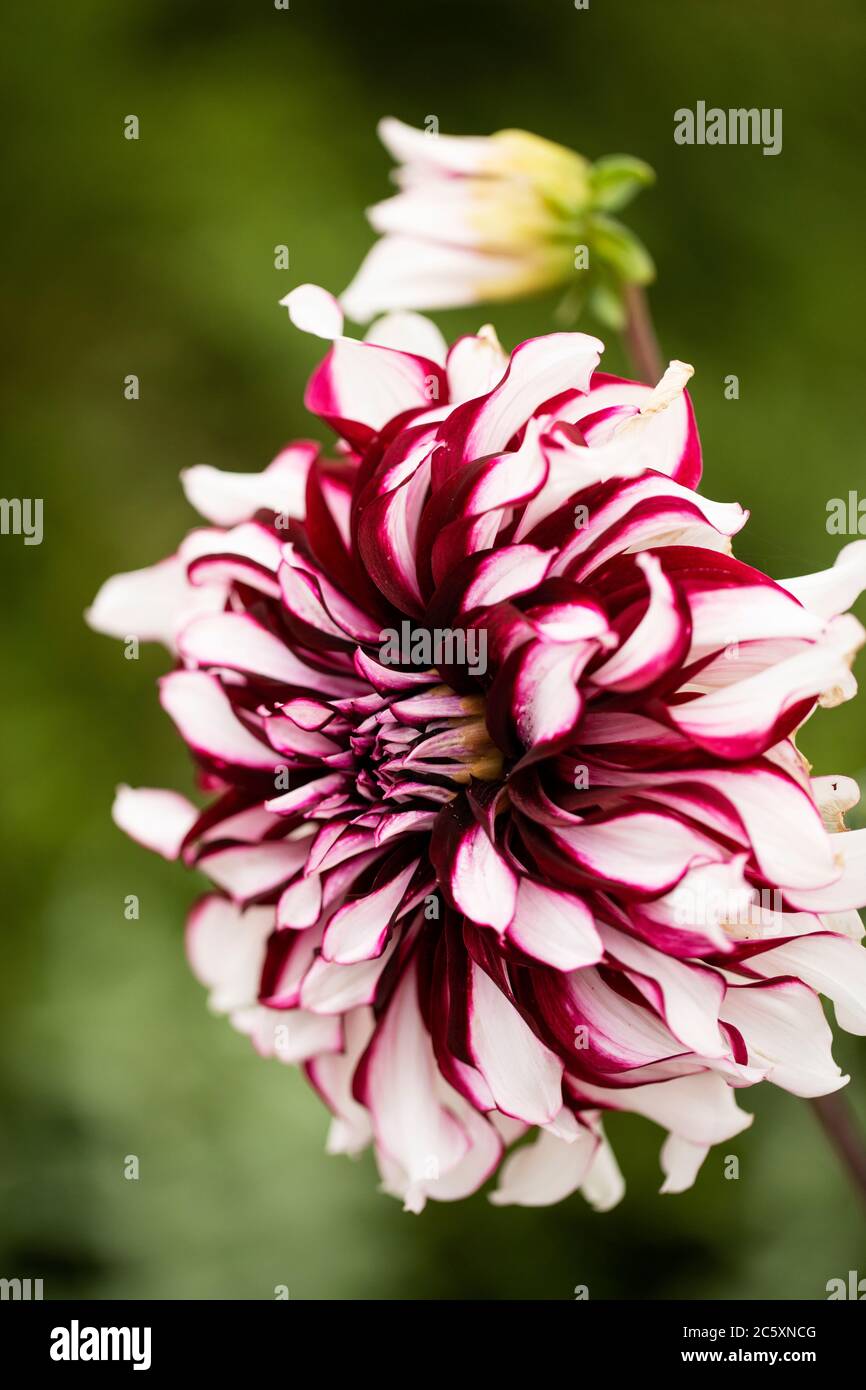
[2, 0, 865, 1300]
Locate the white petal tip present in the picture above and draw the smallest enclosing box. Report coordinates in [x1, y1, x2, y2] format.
[281, 283, 344, 340]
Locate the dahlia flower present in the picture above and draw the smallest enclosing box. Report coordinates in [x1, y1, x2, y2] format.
[87, 283, 866, 1213]
[341, 118, 654, 326]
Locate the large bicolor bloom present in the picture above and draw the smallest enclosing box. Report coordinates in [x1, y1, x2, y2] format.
[88, 285, 866, 1212]
[341, 118, 654, 323]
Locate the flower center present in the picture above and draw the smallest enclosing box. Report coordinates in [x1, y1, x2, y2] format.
[351, 684, 503, 806]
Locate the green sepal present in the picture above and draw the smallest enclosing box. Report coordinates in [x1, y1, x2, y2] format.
[589, 154, 655, 213]
[588, 213, 656, 286]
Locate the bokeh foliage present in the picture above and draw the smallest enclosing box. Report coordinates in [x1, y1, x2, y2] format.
[1, 0, 865, 1299]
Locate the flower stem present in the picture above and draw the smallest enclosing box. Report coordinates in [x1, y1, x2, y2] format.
[622, 282, 664, 384]
[620, 284, 866, 1212]
[810, 1093, 866, 1209]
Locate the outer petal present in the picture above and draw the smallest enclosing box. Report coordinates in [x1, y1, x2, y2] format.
[665, 614, 864, 759]
[357, 957, 470, 1212]
[112, 785, 198, 860]
[181, 443, 316, 526]
[307, 1006, 375, 1156]
[467, 960, 563, 1124]
[659, 1134, 709, 1195]
[86, 552, 226, 651]
[720, 980, 847, 1098]
[185, 895, 274, 1013]
[741, 933, 866, 1035]
[571, 1071, 753, 1146]
[780, 539, 866, 618]
[178, 611, 361, 690]
[600, 924, 727, 1058]
[490, 1126, 599, 1207]
[281, 283, 344, 339]
[159, 670, 278, 771]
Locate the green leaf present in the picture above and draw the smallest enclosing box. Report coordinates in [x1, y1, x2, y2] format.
[589, 214, 656, 286]
[589, 154, 655, 213]
[588, 281, 627, 331]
